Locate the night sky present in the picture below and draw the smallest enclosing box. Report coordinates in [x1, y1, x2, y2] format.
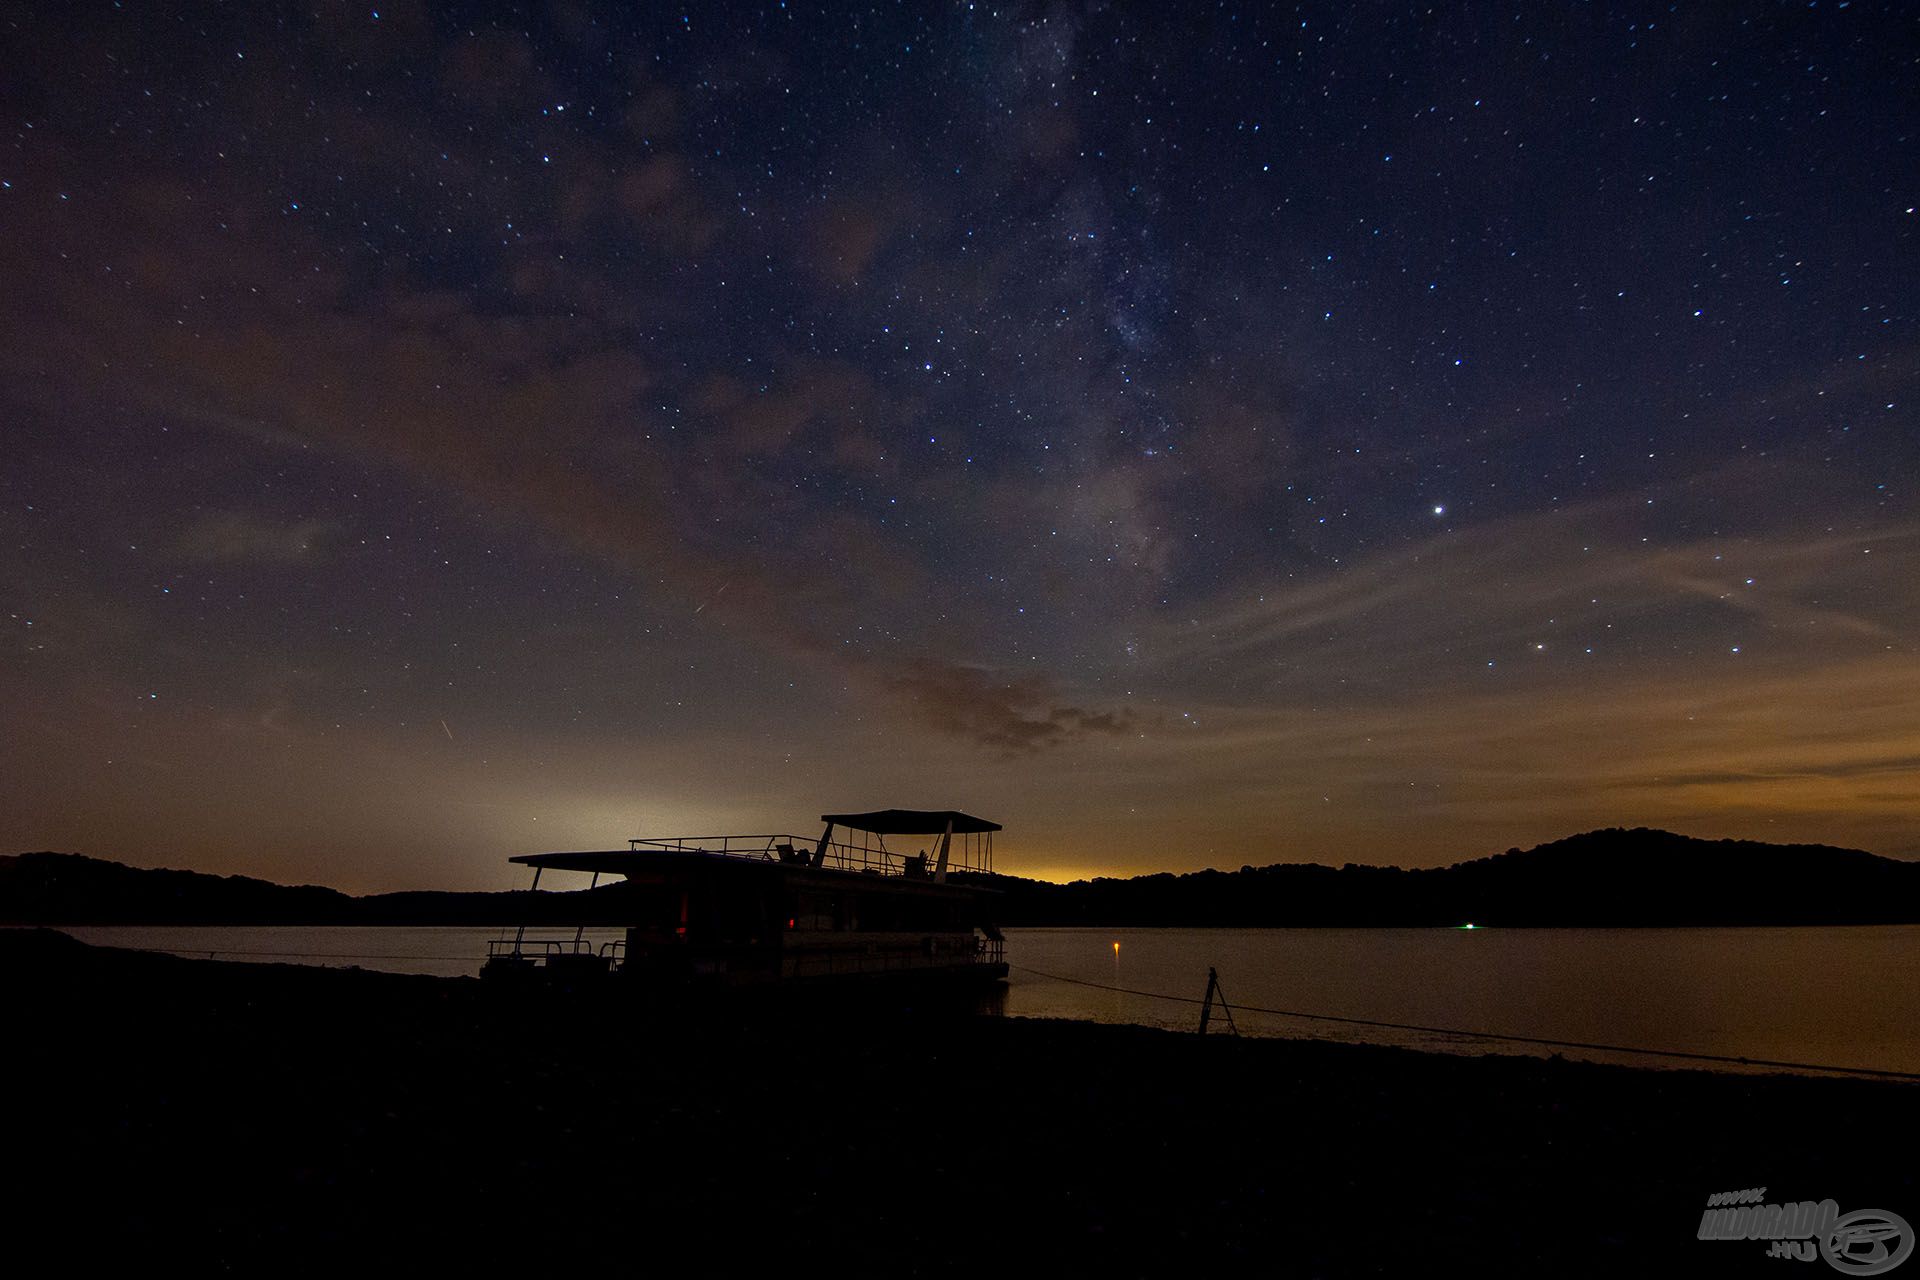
[2, 2, 1915, 891]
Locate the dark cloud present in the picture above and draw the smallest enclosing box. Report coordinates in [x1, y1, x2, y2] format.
[887, 661, 1138, 754]
[804, 199, 897, 286]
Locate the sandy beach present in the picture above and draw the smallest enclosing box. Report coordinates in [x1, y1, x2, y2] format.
[5, 929, 1912, 1275]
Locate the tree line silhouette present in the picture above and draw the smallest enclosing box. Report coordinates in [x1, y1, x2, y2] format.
[3, 828, 1915, 927]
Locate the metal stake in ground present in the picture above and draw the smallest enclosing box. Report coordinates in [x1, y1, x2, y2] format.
[1198, 966, 1239, 1036]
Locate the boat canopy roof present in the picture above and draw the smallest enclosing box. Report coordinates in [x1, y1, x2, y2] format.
[822, 809, 1001, 834]
[511, 849, 656, 871]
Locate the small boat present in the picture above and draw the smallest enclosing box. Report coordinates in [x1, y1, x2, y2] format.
[482, 809, 1008, 989]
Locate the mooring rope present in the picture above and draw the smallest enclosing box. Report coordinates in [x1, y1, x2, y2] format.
[1008, 962, 1920, 1083]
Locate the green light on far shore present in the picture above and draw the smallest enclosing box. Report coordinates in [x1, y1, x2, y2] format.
[1458, 923, 1477, 930]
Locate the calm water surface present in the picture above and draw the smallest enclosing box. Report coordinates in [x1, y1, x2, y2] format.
[48, 923, 1920, 1077]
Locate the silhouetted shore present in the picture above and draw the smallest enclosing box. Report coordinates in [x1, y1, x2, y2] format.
[4, 929, 1913, 1275]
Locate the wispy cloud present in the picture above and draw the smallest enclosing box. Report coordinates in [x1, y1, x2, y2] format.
[1144, 475, 1918, 700]
[169, 512, 336, 566]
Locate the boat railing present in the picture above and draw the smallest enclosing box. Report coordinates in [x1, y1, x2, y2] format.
[625, 832, 993, 876]
[487, 937, 624, 968]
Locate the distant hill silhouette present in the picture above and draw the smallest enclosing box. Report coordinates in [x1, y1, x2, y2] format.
[954, 829, 1920, 926]
[3, 829, 1916, 926]
[0, 852, 636, 926]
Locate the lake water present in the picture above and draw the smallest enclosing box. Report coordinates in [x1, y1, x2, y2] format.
[43, 923, 1920, 1078]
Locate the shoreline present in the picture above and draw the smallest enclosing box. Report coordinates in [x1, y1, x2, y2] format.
[5, 928, 1915, 1273]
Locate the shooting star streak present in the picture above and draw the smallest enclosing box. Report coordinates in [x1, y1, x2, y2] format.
[441, 719, 454, 741]
[693, 580, 731, 615]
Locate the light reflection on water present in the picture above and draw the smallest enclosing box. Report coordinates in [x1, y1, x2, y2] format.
[1002, 925, 1920, 1076]
[45, 923, 1920, 1077]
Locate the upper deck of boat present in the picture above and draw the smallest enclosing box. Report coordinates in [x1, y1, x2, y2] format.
[510, 809, 1001, 886]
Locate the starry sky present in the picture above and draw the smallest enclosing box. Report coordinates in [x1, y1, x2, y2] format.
[2, 1, 1916, 891]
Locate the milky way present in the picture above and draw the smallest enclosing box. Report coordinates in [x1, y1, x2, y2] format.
[2, 3, 1915, 888]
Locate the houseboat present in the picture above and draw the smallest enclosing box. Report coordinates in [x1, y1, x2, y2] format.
[481, 809, 1008, 989]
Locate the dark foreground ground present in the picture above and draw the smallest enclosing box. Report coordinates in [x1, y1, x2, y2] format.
[3, 930, 1913, 1276]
